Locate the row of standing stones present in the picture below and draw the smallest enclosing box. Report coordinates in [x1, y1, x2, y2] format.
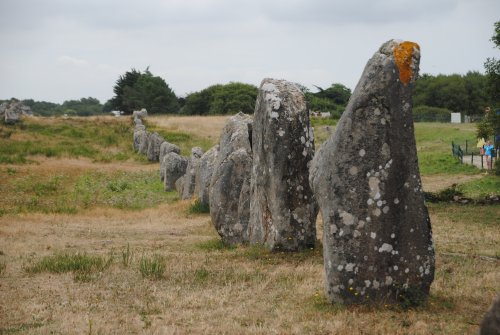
[131, 40, 499, 328]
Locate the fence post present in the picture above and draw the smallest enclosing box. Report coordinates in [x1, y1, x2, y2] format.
[465, 140, 468, 154]
[471, 152, 474, 164]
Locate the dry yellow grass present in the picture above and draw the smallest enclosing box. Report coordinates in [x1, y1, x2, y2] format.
[0, 116, 498, 334]
[148, 115, 230, 143]
[0, 197, 498, 334]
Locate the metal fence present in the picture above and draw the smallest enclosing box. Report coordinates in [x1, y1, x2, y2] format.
[452, 140, 497, 170]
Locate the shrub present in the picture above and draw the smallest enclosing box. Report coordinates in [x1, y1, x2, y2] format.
[413, 106, 452, 122]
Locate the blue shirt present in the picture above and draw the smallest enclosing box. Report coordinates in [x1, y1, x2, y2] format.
[484, 144, 494, 156]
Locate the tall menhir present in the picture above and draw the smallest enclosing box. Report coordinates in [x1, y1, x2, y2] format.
[249, 79, 318, 251]
[309, 40, 435, 305]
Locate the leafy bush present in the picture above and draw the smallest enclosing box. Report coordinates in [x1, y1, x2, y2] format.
[413, 105, 452, 122]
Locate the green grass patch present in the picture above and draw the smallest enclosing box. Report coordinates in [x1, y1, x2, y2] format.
[196, 238, 235, 251]
[311, 118, 337, 127]
[458, 175, 500, 198]
[24, 252, 113, 282]
[418, 153, 478, 175]
[0, 117, 139, 164]
[0, 169, 178, 215]
[139, 255, 166, 280]
[414, 123, 481, 175]
[145, 122, 215, 154]
[187, 198, 210, 214]
[429, 202, 500, 227]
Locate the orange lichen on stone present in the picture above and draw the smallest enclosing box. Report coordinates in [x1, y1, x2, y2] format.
[393, 41, 420, 85]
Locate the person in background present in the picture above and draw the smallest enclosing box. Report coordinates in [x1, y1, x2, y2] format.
[484, 140, 494, 169]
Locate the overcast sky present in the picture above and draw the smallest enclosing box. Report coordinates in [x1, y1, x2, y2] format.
[0, 0, 499, 103]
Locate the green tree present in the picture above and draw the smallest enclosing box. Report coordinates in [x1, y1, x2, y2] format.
[22, 99, 59, 116]
[414, 73, 489, 116]
[60, 97, 103, 116]
[484, 21, 500, 105]
[209, 82, 258, 115]
[479, 21, 500, 144]
[181, 82, 257, 115]
[305, 83, 351, 118]
[109, 68, 179, 114]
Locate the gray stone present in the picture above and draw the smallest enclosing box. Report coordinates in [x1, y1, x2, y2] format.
[159, 142, 181, 181]
[209, 112, 253, 245]
[163, 152, 188, 191]
[194, 145, 219, 206]
[480, 293, 500, 335]
[309, 40, 434, 305]
[133, 129, 146, 152]
[134, 117, 143, 127]
[249, 78, 318, 251]
[0, 100, 32, 124]
[137, 131, 150, 155]
[175, 175, 185, 194]
[132, 108, 148, 119]
[146, 132, 165, 161]
[180, 147, 204, 199]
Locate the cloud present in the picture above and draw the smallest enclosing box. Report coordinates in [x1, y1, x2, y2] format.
[58, 55, 90, 67]
[0, 0, 499, 103]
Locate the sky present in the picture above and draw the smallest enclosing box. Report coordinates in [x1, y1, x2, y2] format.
[0, 0, 499, 104]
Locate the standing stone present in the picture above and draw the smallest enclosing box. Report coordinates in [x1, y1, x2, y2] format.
[163, 152, 188, 191]
[134, 117, 143, 127]
[309, 40, 435, 305]
[133, 128, 146, 152]
[480, 293, 500, 335]
[0, 100, 32, 124]
[138, 131, 150, 155]
[159, 142, 181, 181]
[209, 112, 253, 245]
[180, 147, 204, 199]
[159, 142, 181, 163]
[132, 108, 148, 120]
[249, 79, 318, 251]
[146, 132, 165, 162]
[194, 145, 219, 206]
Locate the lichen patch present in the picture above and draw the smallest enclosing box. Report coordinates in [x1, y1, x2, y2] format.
[393, 41, 420, 85]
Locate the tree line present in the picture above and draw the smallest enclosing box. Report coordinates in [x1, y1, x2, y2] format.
[2, 70, 494, 119]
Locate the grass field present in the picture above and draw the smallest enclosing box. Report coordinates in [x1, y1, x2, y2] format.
[0, 115, 498, 334]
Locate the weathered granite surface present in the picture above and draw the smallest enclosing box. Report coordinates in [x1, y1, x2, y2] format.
[249, 78, 318, 251]
[209, 113, 253, 245]
[310, 40, 435, 305]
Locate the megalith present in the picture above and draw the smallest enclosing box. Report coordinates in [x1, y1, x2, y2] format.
[480, 293, 500, 335]
[146, 132, 165, 162]
[249, 79, 318, 251]
[209, 112, 253, 245]
[132, 108, 148, 120]
[309, 40, 435, 305]
[163, 152, 188, 191]
[137, 131, 150, 155]
[180, 147, 204, 199]
[0, 100, 32, 124]
[194, 145, 219, 206]
[159, 142, 181, 181]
